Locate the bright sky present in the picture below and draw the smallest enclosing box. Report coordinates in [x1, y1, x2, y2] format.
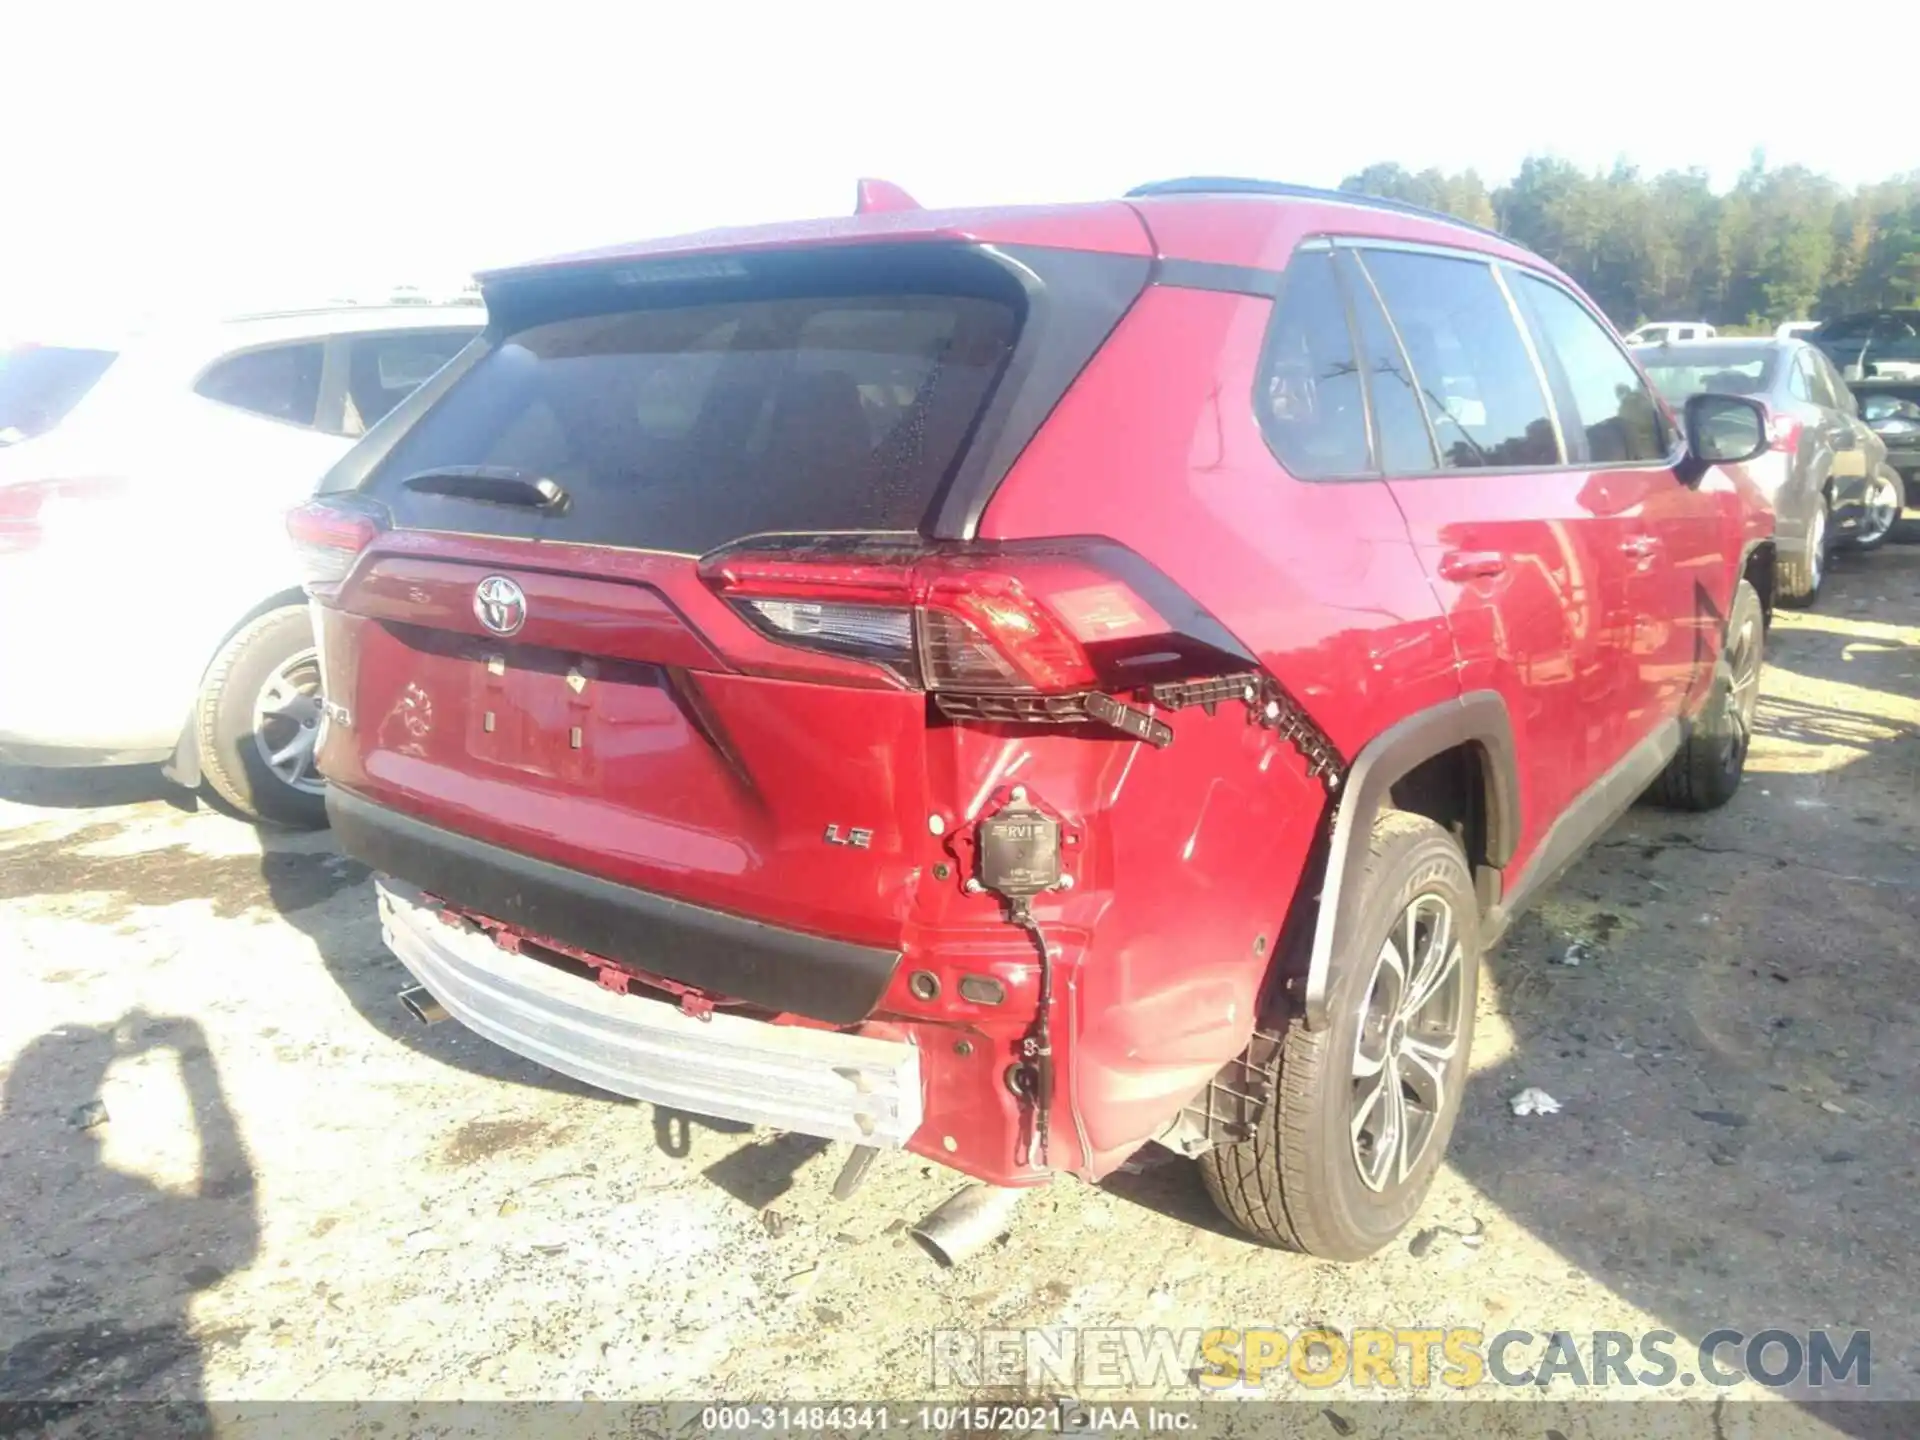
[7, 0, 1908, 333]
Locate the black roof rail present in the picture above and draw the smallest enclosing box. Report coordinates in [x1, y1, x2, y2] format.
[1125, 176, 1514, 247]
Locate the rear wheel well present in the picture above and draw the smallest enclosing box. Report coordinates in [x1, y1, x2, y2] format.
[1743, 541, 1775, 625]
[1387, 743, 1502, 913]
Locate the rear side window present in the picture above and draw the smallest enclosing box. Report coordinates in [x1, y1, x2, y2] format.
[1256, 251, 1369, 478]
[337, 330, 474, 437]
[195, 342, 324, 427]
[1359, 250, 1559, 470]
[367, 293, 1017, 554]
[1513, 274, 1665, 463]
[0, 346, 117, 443]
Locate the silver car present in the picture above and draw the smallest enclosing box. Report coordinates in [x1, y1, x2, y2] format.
[1634, 338, 1894, 608]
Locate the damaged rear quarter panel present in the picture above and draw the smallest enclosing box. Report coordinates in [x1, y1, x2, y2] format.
[976, 282, 1459, 1177]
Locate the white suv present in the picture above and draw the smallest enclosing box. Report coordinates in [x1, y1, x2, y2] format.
[0, 303, 484, 825]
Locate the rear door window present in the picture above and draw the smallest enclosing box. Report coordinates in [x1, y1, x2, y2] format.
[1255, 251, 1370, 478]
[1803, 352, 1843, 410]
[195, 342, 324, 427]
[0, 346, 117, 444]
[1358, 249, 1559, 469]
[1816, 353, 1859, 414]
[1341, 252, 1437, 473]
[1512, 273, 1665, 462]
[1788, 354, 1815, 403]
[365, 291, 1018, 554]
[336, 330, 474, 437]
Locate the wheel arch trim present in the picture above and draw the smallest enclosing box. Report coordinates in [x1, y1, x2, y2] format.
[1300, 690, 1519, 1030]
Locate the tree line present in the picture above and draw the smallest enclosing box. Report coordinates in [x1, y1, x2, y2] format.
[1339, 157, 1920, 331]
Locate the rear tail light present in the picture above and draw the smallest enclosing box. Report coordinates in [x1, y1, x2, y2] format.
[0, 477, 125, 556]
[699, 535, 1254, 696]
[1767, 412, 1804, 453]
[288, 498, 385, 596]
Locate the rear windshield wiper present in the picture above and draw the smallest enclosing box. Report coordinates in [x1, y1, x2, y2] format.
[400, 466, 569, 512]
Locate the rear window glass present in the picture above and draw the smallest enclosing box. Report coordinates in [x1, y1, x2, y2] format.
[1815, 318, 1876, 343]
[1635, 348, 1777, 405]
[195, 342, 325, 427]
[368, 293, 1018, 554]
[0, 346, 117, 444]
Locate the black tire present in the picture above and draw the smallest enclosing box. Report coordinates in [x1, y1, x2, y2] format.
[1847, 465, 1905, 552]
[1650, 577, 1764, 812]
[195, 605, 330, 829]
[1198, 812, 1481, 1260]
[1893, 473, 1920, 543]
[1775, 489, 1829, 608]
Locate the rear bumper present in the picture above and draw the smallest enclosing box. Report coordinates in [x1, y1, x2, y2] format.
[328, 787, 902, 1025]
[378, 879, 925, 1146]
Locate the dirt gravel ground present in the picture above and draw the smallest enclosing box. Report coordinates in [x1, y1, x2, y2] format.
[2, 546, 1917, 1437]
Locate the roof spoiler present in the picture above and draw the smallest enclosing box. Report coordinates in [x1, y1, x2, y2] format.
[855, 178, 921, 215]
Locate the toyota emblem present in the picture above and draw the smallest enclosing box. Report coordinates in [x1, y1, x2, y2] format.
[473, 575, 527, 637]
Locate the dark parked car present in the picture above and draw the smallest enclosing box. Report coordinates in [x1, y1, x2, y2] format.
[1858, 383, 1920, 493]
[1635, 338, 1898, 599]
[1810, 310, 1920, 383]
[290, 178, 1776, 1261]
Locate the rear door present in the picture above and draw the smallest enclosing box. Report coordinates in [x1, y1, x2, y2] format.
[1809, 348, 1884, 480]
[1356, 244, 1627, 862]
[1795, 347, 1866, 494]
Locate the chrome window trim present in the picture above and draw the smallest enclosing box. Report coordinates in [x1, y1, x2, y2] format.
[1346, 249, 1445, 470]
[1491, 262, 1569, 464]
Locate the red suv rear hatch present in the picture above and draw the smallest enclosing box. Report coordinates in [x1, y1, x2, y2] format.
[305, 221, 1166, 1022]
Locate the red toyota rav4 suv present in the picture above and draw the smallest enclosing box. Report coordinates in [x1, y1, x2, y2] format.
[294, 179, 1775, 1260]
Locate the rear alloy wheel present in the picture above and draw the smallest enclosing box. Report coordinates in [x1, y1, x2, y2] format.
[1652, 577, 1764, 812]
[1848, 466, 1905, 552]
[1348, 891, 1468, 1195]
[196, 605, 330, 829]
[1777, 493, 1828, 608]
[1198, 812, 1480, 1259]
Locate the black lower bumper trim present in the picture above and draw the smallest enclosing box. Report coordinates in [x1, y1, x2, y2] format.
[328, 788, 901, 1025]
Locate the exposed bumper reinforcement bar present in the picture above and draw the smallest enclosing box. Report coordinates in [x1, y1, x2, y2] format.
[377, 880, 925, 1147]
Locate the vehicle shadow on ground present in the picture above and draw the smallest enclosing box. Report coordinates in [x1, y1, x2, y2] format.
[248, 836, 858, 1212]
[1441, 550, 1920, 1425]
[0, 763, 191, 814]
[255, 843, 844, 1217]
[254, 841, 619, 1101]
[0, 1013, 256, 1418]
